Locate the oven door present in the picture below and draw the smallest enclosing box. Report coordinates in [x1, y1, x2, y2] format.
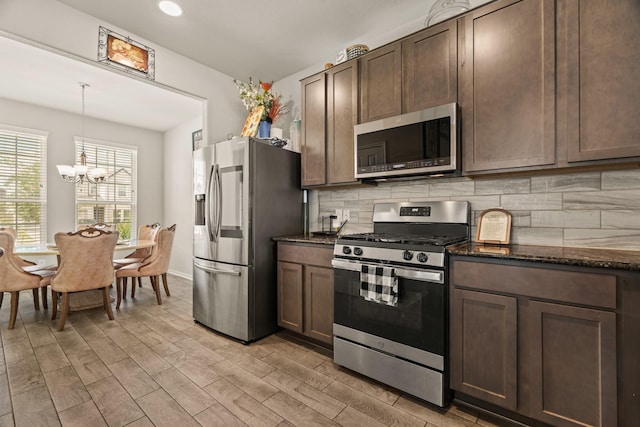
[332, 258, 446, 364]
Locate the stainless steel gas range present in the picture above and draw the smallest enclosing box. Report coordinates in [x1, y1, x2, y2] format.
[332, 201, 470, 407]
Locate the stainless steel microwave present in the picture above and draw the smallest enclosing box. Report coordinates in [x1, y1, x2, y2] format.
[354, 102, 459, 179]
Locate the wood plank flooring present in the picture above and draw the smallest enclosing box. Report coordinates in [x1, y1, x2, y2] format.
[0, 275, 514, 427]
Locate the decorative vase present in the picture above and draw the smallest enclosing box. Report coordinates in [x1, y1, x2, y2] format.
[258, 121, 271, 138]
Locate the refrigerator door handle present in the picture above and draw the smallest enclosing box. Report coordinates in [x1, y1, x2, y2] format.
[205, 165, 220, 242]
[194, 261, 242, 276]
[215, 164, 222, 240]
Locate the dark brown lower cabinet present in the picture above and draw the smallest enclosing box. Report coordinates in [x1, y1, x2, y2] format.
[529, 301, 617, 427]
[450, 289, 518, 411]
[276, 242, 334, 345]
[450, 257, 619, 427]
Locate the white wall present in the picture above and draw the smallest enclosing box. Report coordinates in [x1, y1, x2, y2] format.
[163, 118, 201, 278]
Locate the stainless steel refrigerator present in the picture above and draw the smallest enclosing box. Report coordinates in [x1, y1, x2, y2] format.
[193, 137, 302, 342]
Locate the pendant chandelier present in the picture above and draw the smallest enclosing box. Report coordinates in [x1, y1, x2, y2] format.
[56, 83, 107, 184]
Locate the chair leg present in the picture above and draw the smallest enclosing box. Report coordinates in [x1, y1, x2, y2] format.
[138, 277, 142, 288]
[162, 273, 170, 297]
[41, 287, 48, 310]
[51, 290, 58, 320]
[102, 287, 114, 320]
[122, 278, 127, 300]
[116, 278, 122, 310]
[131, 277, 137, 298]
[57, 292, 70, 332]
[9, 291, 19, 329]
[151, 276, 162, 305]
[32, 288, 40, 310]
[0, 291, 4, 310]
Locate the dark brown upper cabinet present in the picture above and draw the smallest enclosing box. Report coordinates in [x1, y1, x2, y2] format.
[460, 0, 556, 173]
[359, 42, 402, 123]
[360, 20, 458, 124]
[402, 20, 458, 113]
[558, 0, 640, 163]
[301, 73, 327, 186]
[301, 60, 359, 188]
[327, 60, 359, 185]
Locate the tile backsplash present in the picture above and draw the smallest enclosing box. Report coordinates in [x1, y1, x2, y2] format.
[310, 168, 640, 250]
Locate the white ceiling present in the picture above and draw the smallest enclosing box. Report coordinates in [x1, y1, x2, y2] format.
[56, 0, 435, 82]
[2, 0, 491, 131]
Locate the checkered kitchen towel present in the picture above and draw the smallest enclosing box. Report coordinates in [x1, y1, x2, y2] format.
[360, 264, 398, 307]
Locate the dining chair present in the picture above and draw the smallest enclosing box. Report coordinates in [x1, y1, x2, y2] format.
[0, 231, 55, 329]
[113, 222, 160, 279]
[0, 226, 53, 310]
[115, 224, 176, 309]
[50, 227, 118, 331]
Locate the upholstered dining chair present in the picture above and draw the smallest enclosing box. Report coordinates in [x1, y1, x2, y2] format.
[0, 231, 55, 329]
[115, 224, 176, 309]
[113, 222, 160, 277]
[50, 227, 118, 331]
[0, 226, 53, 310]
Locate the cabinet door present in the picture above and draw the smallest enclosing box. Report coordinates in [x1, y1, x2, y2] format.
[450, 288, 518, 411]
[460, 0, 555, 173]
[402, 20, 457, 113]
[277, 261, 303, 333]
[301, 73, 326, 186]
[303, 265, 334, 344]
[559, 0, 640, 162]
[359, 42, 402, 123]
[529, 301, 617, 427]
[327, 61, 359, 185]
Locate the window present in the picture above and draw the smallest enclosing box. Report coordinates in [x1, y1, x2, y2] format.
[0, 125, 47, 246]
[75, 139, 137, 240]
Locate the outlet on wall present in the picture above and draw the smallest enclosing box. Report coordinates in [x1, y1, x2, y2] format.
[334, 208, 343, 225]
[342, 209, 350, 222]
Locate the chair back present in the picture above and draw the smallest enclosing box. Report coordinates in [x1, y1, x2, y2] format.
[0, 231, 40, 291]
[139, 224, 176, 276]
[129, 222, 160, 258]
[79, 223, 116, 232]
[0, 227, 17, 240]
[51, 228, 118, 293]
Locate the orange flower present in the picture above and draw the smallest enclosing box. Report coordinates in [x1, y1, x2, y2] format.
[260, 81, 272, 91]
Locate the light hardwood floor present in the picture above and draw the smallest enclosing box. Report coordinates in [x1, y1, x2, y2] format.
[0, 275, 513, 427]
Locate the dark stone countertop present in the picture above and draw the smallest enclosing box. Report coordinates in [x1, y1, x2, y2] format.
[272, 234, 338, 246]
[448, 242, 640, 271]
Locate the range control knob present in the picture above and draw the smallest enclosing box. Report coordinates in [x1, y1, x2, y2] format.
[353, 247, 363, 256]
[417, 252, 429, 263]
[403, 250, 413, 261]
[342, 246, 352, 255]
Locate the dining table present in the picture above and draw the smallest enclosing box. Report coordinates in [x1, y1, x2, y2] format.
[15, 239, 156, 311]
[15, 239, 156, 257]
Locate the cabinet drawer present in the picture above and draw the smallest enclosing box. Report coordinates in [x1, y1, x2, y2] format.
[277, 242, 334, 268]
[451, 260, 616, 309]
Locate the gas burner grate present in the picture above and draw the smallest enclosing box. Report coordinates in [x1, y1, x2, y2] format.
[340, 233, 466, 246]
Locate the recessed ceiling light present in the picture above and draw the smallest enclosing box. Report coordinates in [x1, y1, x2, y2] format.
[158, 1, 182, 17]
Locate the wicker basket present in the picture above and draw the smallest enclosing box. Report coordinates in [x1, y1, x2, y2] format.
[346, 44, 369, 60]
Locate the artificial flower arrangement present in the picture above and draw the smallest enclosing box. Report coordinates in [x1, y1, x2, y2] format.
[233, 77, 288, 123]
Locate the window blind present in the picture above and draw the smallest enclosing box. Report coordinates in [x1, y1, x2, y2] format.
[75, 139, 138, 240]
[0, 125, 47, 246]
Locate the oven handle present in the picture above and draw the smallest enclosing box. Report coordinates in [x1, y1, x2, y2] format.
[331, 258, 444, 284]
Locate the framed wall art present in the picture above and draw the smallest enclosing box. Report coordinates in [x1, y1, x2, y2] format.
[98, 26, 156, 80]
